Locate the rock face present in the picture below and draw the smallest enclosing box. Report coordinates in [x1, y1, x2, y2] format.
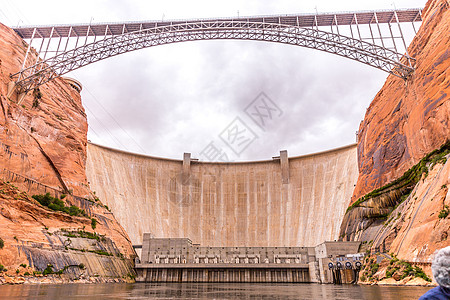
[86, 143, 358, 247]
[352, 0, 450, 203]
[0, 23, 135, 277]
[376, 159, 449, 261]
[0, 23, 89, 197]
[0, 182, 133, 278]
[340, 0, 450, 263]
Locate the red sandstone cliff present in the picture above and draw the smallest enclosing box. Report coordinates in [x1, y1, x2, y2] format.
[0, 23, 88, 196]
[0, 22, 135, 280]
[340, 0, 450, 266]
[352, 0, 449, 202]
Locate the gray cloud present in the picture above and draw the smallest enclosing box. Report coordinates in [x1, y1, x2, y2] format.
[4, 0, 423, 161]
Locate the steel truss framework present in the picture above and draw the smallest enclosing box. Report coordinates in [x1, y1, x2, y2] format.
[11, 8, 422, 93]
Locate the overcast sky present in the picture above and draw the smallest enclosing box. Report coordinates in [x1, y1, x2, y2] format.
[1, 0, 425, 161]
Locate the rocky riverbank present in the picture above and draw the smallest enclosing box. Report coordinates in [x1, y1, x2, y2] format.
[0, 181, 135, 283]
[0, 19, 136, 283]
[358, 253, 437, 287]
[0, 274, 134, 285]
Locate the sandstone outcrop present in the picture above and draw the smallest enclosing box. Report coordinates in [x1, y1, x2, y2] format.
[351, 0, 449, 202]
[0, 181, 134, 279]
[0, 22, 135, 279]
[0, 23, 89, 197]
[340, 0, 450, 265]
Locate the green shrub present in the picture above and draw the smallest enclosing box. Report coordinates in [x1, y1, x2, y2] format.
[387, 259, 432, 282]
[414, 267, 432, 282]
[89, 249, 112, 256]
[20, 263, 27, 268]
[24, 272, 30, 276]
[16, 269, 20, 274]
[370, 263, 379, 275]
[91, 218, 97, 230]
[0, 264, 4, 272]
[32, 88, 42, 108]
[69, 205, 79, 216]
[78, 263, 85, 269]
[32, 193, 87, 218]
[43, 264, 54, 276]
[346, 141, 450, 214]
[63, 230, 105, 241]
[438, 205, 449, 219]
[55, 269, 64, 275]
[0, 237, 4, 249]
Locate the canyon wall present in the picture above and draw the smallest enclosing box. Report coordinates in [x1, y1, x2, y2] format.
[351, 0, 450, 203]
[0, 24, 89, 197]
[0, 22, 135, 277]
[86, 143, 358, 247]
[373, 158, 449, 261]
[340, 0, 449, 263]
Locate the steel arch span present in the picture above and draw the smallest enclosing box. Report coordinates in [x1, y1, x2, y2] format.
[11, 9, 421, 93]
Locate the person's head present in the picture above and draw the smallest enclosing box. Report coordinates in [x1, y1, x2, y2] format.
[432, 246, 450, 288]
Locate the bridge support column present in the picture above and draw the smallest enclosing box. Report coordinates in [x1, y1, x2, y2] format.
[7, 82, 27, 105]
[17, 92, 27, 105]
[6, 81, 16, 98]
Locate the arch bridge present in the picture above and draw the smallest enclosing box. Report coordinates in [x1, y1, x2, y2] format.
[9, 8, 422, 96]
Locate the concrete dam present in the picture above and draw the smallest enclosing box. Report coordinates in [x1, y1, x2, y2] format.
[86, 143, 358, 248]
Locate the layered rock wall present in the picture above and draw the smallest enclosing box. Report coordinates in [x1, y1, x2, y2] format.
[86, 143, 358, 247]
[0, 22, 135, 276]
[0, 23, 89, 197]
[374, 158, 449, 260]
[351, 0, 450, 202]
[340, 0, 450, 263]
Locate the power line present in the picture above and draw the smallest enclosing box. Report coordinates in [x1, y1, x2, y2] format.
[84, 104, 129, 151]
[73, 76, 147, 154]
[0, 7, 12, 24]
[85, 119, 101, 139]
[4, 0, 30, 24]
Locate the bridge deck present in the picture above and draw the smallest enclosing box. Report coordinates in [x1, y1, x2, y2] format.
[13, 8, 421, 39]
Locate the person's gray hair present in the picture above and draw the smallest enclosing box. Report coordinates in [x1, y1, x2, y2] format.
[432, 246, 450, 288]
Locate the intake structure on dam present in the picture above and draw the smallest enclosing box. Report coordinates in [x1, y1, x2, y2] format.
[86, 143, 358, 248]
[134, 235, 362, 283]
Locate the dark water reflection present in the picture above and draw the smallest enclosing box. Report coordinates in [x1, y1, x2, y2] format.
[0, 283, 432, 299]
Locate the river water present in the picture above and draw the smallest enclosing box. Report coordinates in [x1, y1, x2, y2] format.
[0, 283, 432, 299]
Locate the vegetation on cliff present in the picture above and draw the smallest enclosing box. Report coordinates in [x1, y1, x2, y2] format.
[32, 193, 87, 217]
[359, 254, 431, 284]
[346, 140, 450, 217]
[32, 193, 98, 229]
[438, 205, 449, 219]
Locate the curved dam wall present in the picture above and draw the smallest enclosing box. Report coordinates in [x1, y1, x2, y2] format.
[86, 143, 358, 247]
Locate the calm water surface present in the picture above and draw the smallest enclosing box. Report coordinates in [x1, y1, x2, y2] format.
[0, 283, 433, 299]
